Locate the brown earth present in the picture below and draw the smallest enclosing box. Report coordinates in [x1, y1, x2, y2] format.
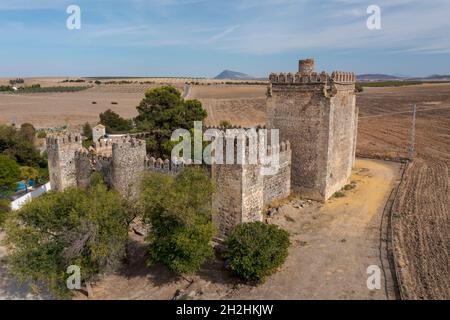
[391, 160, 450, 300]
[0, 79, 186, 128]
[356, 84, 450, 300]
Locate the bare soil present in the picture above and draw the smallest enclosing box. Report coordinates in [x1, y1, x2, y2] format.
[391, 160, 450, 300]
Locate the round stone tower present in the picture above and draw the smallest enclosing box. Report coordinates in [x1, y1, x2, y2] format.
[111, 137, 146, 197]
[299, 59, 315, 74]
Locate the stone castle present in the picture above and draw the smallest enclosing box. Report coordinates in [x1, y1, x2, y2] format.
[46, 59, 357, 239]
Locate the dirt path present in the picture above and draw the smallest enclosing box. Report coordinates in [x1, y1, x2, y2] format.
[227, 159, 401, 300]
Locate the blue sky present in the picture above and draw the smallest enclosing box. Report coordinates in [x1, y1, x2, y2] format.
[1, 0, 449, 77]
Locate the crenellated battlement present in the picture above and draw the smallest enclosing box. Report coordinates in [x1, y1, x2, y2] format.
[269, 71, 329, 84]
[145, 156, 185, 174]
[267, 140, 291, 155]
[46, 133, 82, 149]
[331, 71, 356, 83]
[112, 136, 146, 150]
[269, 70, 355, 85]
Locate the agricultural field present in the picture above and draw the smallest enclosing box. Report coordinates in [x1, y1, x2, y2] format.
[0, 78, 185, 128]
[357, 83, 450, 300]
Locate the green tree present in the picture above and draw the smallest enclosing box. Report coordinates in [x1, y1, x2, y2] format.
[20, 166, 39, 188]
[0, 198, 11, 226]
[3, 183, 131, 298]
[226, 222, 290, 283]
[0, 155, 21, 192]
[99, 109, 132, 134]
[219, 120, 233, 128]
[18, 123, 36, 143]
[82, 122, 93, 140]
[135, 86, 207, 158]
[140, 167, 215, 275]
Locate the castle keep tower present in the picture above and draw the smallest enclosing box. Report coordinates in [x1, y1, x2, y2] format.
[267, 59, 358, 201]
[46, 133, 82, 191]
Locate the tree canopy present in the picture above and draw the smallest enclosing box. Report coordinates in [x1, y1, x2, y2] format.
[140, 167, 215, 274]
[135, 86, 207, 158]
[3, 182, 132, 298]
[0, 155, 21, 192]
[99, 109, 133, 134]
[0, 124, 47, 178]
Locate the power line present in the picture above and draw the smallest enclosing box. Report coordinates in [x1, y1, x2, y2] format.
[408, 104, 417, 160]
[359, 105, 450, 119]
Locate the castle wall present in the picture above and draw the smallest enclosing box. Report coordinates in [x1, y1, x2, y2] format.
[75, 151, 93, 188]
[46, 134, 82, 191]
[211, 164, 243, 240]
[241, 164, 264, 223]
[263, 144, 292, 206]
[94, 154, 113, 186]
[267, 82, 330, 200]
[325, 83, 357, 199]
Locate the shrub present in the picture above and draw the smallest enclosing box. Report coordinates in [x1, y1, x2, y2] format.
[140, 167, 215, 275]
[219, 120, 232, 128]
[0, 155, 21, 191]
[0, 198, 11, 226]
[3, 183, 131, 298]
[37, 130, 47, 139]
[0, 85, 14, 92]
[99, 109, 132, 134]
[334, 191, 346, 198]
[227, 222, 290, 283]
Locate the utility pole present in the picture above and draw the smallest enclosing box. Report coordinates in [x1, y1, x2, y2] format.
[408, 104, 417, 160]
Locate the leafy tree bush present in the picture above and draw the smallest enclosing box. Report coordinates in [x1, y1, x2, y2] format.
[140, 167, 215, 274]
[0, 124, 45, 170]
[219, 120, 232, 128]
[0, 198, 11, 226]
[135, 86, 207, 158]
[0, 85, 14, 92]
[99, 109, 132, 134]
[3, 182, 131, 298]
[82, 122, 93, 140]
[0, 155, 21, 192]
[226, 222, 290, 283]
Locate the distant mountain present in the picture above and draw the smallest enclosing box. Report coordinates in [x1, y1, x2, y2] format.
[423, 74, 450, 80]
[357, 73, 450, 82]
[214, 70, 255, 80]
[357, 74, 404, 81]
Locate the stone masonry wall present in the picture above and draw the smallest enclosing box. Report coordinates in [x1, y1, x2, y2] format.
[46, 133, 82, 191]
[267, 83, 330, 200]
[324, 83, 357, 199]
[263, 143, 292, 206]
[211, 164, 243, 240]
[111, 137, 147, 197]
